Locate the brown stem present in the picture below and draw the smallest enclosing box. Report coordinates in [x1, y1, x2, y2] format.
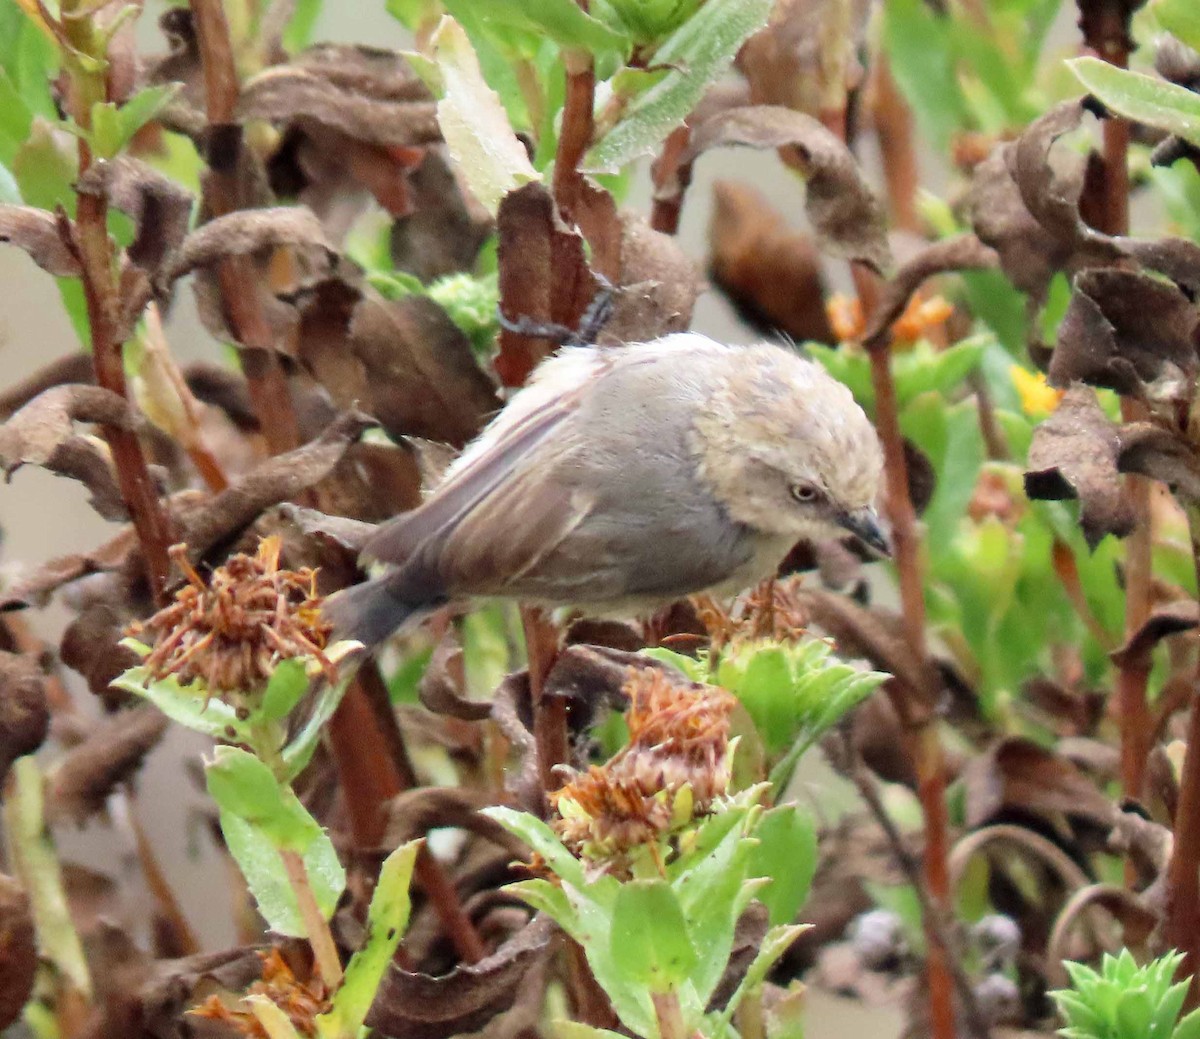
[326, 674, 487, 964]
[60, 20, 174, 604]
[649, 126, 693, 235]
[1165, 503, 1200, 1004]
[189, 0, 301, 456]
[522, 607, 567, 796]
[870, 56, 920, 234]
[280, 847, 343, 987]
[552, 32, 595, 222]
[1051, 538, 1116, 651]
[863, 266, 956, 1039]
[125, 792, 200, 956]
[850, 745, 991, 1039]
[651, 990, 687, 1039]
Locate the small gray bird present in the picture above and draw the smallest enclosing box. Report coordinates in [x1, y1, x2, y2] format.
[325, 332, 887, 647]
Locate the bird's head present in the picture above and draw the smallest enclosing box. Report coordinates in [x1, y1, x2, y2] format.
[692, 345, 889, 555]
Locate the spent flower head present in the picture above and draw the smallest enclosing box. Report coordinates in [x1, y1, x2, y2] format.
[692, 575, 809, 652]
[190, 948, 329, 1038]
[550, 668, 737, 873]
[128, 536, 336, 699]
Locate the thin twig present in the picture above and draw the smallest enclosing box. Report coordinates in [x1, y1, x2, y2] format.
[870, 56, 920, 234]
[123, 791, 200, 956]
[849, 745, 992, 1039]
[522, 606, 568, 797]
[279, 847, 343, 987]
[552, 39, 595, 222]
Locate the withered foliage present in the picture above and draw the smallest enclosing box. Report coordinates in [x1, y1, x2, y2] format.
[191, 949, 329, 1039]
[130, 537, 334, 697]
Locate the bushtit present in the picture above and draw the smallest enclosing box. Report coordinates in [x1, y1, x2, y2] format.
[325, 332, 887, 647]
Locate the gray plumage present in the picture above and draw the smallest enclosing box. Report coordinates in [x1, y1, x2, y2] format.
[324, 333, 886, 647]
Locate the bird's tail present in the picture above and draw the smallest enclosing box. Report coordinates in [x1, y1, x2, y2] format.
[322, 571, 439, 651]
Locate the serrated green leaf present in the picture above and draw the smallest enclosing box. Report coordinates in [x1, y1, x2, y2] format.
[1156, 0, 1200, 53]
[732, 646, 796, 755]
[1175, 1007, 1200, 1039]
[1069, 57, 1200, 150]
[747, 806, 817, 927]
[316, 841, 419, 1039]
[610, 880, 697, 991]
[585, 0, 772, 172]
[429, 15, 540, 213]
[113, 664, 254, 743]
[712, 923, 807, 1030]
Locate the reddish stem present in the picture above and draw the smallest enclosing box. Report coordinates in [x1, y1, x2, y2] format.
[326, 671, 488, 964]
[522, 607, 567, 796]
[552, 44, 595, 223]
[870, 56, 921, 234]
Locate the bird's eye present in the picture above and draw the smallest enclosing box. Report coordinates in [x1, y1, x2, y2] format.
[790, 483, 819, 503]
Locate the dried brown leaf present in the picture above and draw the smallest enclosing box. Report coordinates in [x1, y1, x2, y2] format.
[1117, 422, 1200, 501]
[495, 182, 595, 386]
[706, 179, 835, 344]
[1123, 235, 1200, 297]
[389, 150, 494, 281]
[0, 384, 146, 521]
[0, 874, 35, 1031]
[1109, 599, 1199, 670]
[77, 157, 194, 277]
[366, 917, 553, 1039]
[0, 527, 139, 611]
[140, 945, 269, 1038]
[383, 786, 526, 857]
[963, 736, 1118, 831]
[0, 353, 94, 422]
[0, 652, 48, 782]
[1024, 385, 1134, 547]
[238, 44, 438, 149]
[162, 206, 335, 289]
[350, 292, 500, 446]
[419, 634, 491, 722]
[598, 211, 700, 346]
[46, 704, 167, 824]
[274, 503, 376, 557]
[177, 409, 377, 558]
[59, 592, 142, 701]
[862, 235, 998, 348]
[672, 105, 891, 272]
[1048, 269, 1198, 398]
[0, 205, 79, 276]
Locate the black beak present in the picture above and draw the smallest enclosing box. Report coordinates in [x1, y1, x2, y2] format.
[839, 506, 891, 557]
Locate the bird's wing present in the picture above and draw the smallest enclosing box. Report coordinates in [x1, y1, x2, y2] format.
[361, 348, 609, 588]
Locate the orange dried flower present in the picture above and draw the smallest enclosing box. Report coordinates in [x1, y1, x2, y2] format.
[550, 669, 736, 871]
[190, 948, 328, 1038]
[693, 576, 809, 651]
[128, 536, 336, 697]
[825, 290, 953, 348]
[826, 293, 865, 343]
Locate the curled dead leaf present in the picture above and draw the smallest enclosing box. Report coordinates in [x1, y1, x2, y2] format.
[419, 634, 491, 722]
[0, 652, 49, 783]
[1123, 236, 1200, 298]
[1024, 385, 1134, 547]
[0, 873, 35, 1032]
[1117, 422, 1200, 502]
[0, 204, 80, 276]
[0, 385, 147, 521]
[1109, 599, 1199, 671]
[706, 179, 835, 345]
[366, 917, 553, 1039]
[161, 206, 335, 290]
[46, 705, 168, 825]
[383, 787, 525, 858]
[962, 736, 1118, 831]
[862, 235, 998, 349]
[349, 292, 500, 446]
[1048, 268, 1198, 399]
[669, 105, 891, 272]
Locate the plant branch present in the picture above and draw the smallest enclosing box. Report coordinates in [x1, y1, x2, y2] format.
[551, 3, 595, 223]
[849, 743, 991, 1039]
[862, 260, 956, 1039]
[522, 607, 568, 797]
[326, 669, 487, 964]
[869, 56, 920, 234]
[188, 0, 301, 456]
[279, 847, 343, 988]
[61, 7, 174, 605]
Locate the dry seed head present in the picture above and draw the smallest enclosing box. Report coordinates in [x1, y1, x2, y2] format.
[190, 948, 328, 1038]
[692, 575, 810, 652]
[549, 668, 736, 870]
[128, 536, 336, 698]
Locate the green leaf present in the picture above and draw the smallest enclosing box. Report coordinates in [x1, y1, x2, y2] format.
[445, 0, 629, 67]
[1068, 57, 1200, 150]
[429, 15, 540, 212]
[87, 84, 181, 161]
[505, 877, 579, 931]
[585, 0, 772, 172]
[281, 674, 352, 780]
[282, 0, 323, 52]
[1175, 1007, 1200, 1039]
[261, 659, 311, 722]
[713, 924, 808, 1030]
[112, 663, 254, 744]
[639, 646, 709, 682]
[1155, 0, 1200, 53]
[551, 1023, 628, 1039]
[609, 880, 698, 992]
[747, 806, 817, 927]
[0, 158, 18, 203]
[882, 0, 970, 149]
[483, 806, 589, 889]
[317, 841, 419, 1039]
[13, 117, 77, 213]
[732, 646, 796, 755]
